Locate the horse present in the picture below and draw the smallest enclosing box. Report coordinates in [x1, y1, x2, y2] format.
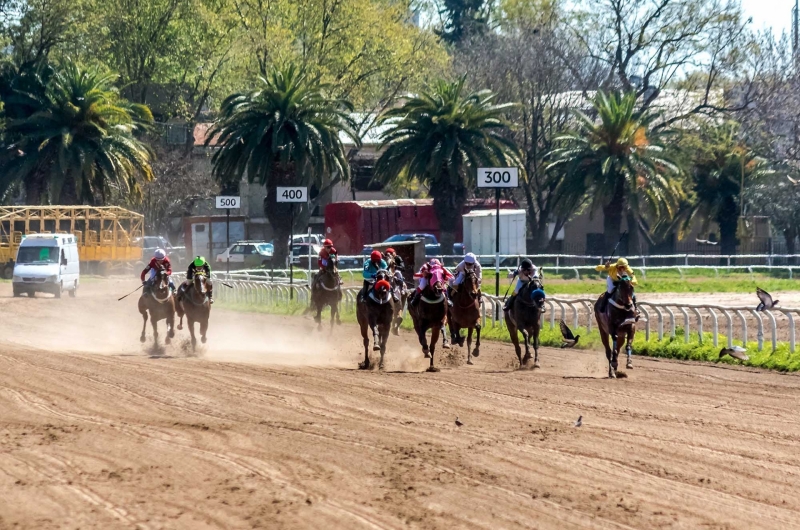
[594, 276, 637, 379]
[356, 270, 394, 370]
[386, 256, 408, 336]
[504, 278, 545, 369]
[311, 254, 342, 331]
[137, 267, 176, 345]
[407, 267, 448, 372]
[447, 269, 481, 364]
[176, 271, 211, 349]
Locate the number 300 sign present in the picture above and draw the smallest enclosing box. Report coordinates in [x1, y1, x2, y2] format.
[477, 167, 519, 188]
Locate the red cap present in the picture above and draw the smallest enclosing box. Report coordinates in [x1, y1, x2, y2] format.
[323, 239, 333, 246]
[386, 247, 395, 254]
[370, 250, 382, 261]
[375, 279, 392, 292]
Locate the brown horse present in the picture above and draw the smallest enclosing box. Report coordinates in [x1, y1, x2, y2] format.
[407, 267, 448, 372]
[447, 269, 481, 364]
[594, 276, 637, 379]
[176, 272, 211, 348]
[504, 278, 545, 369]
[386, 256, 408, 336]
[356, 270, 394, 370]
[138, 267, 175, 345]
[311, 254, 342, 331]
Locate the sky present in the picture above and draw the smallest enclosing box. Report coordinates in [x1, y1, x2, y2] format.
[741, 0, 794, 36]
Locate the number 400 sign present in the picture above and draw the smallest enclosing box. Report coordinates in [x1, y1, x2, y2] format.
[276, 186, 308, 203]
[477, 167, 519, 188]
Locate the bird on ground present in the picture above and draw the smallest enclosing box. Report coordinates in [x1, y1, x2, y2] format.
[756, 287, 779, 311]
[574, 416, 582, 427]
[455, 417, 464, 427]
[719, 346, 749, 361]
[559, 320, 580, 348]
[788, 175, 799, 186]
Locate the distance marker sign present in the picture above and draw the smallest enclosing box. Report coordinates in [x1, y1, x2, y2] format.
[215, 196, 240, 209]
[477, 168, 519, 188]
[276, 187, 308, 203]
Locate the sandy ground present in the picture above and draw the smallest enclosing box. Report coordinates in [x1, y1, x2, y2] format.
[2, 282, 800, 529]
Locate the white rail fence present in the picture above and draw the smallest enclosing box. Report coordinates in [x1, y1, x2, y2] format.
[213, 278, 799, 354]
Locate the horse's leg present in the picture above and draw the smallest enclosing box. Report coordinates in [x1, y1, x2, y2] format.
[427, 325, 440, 372]
[473, 324, 481, 358]
[188, 316, 197, 348]
[140, 309, 148, 343]
[176, 302, 184, 330]
[613, 332, 625, 375]
[379, 321, 390, 370]
[166, 307, 175, 343]
[200, 314, 208, 344]
[358, 314, 371, 370]
[532, 323, 541, 369]
[596, 312, 615, 378]
[415, 319, 430, 358]
[151, 314, 159, 345]
[441, 321, 450, 349]
[521, 329, 532, 366]
[507, 319, 522, 366]
[329, 301, 336, 333]
[626, 328, 634, 369]
[466, 327, 474, 365]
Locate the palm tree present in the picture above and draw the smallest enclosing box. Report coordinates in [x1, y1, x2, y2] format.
[375, 78, 520, 254]
[678, 122, 773, 256]
[207, 65, 358, 266]
[0, 61, 154, 204]
[548, 91, 682, 253]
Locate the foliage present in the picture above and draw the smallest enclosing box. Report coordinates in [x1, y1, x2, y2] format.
[376, 77, 520, 253]
[436, 0, 493, 45]
[207, 64, 359, 264]
[548, 91, 683, 251]
[0, 61, 154, 205]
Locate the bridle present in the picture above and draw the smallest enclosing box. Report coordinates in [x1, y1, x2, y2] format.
[150, 268, 172, 304]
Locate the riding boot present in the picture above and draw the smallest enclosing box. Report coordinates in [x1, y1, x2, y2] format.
[409, 289, 421, 307]
[633, 293, 640, 321]
[207, 287, 214, 304]
[504, 294, 516, 311]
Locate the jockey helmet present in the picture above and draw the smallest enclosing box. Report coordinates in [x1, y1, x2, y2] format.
[464, 252, 476, 264]
[429, 258, 441, 268]
[375, 279, 392, 292]
[386, 247, 395, 254]
[154, 248, 166, 260]
[194, 256, 206, 267]
[370, 250, 382, 262]
[323, 239, 333, 246]
[615, 257, 629, 268]
[521, 258, 533, 270]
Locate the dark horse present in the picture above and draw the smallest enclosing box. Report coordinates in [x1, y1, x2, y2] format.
[594, 276, 637, 379]
[447, 270, 481, 364]
[407, 267, 448, 372]
[311, 254, 342, 331]
[176, 271, 211, 349]
[386, 256, 408, 335]
[138, 267, 176, 345]
[357, 270, 394, 370]
[504, 278, 545, 369]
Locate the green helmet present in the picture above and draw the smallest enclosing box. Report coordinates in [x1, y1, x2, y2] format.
[193, 256, 206, 267]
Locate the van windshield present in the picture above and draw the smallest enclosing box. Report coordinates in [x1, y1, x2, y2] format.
[17, 246, 59, 264]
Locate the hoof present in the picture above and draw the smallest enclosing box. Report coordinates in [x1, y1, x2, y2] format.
[140, 335, 146, 343]
[426, 366, 440, 373]
[533, 361, 541, 369]
[177, 324, 183, 331]
[423, 349, 431, 359]
[442, 343, 451, 350]
[626, 360, 633, 370]
[608, 370, 617, 379]
[201, 336, 207, 344]
[358, 361, 371, 370]
[165, 337, 172, 345]
[466, 359, 474, 365]
[379, 362, 385, 370]
[168, 330, 175, 338]
[391, 328, 399, 336]
[472, 348, 480, 358]
[458, 338, 465, 347]
[372, 344, 381, 351]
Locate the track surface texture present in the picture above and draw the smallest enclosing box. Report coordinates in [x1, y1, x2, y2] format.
[2, 281, 800, 529]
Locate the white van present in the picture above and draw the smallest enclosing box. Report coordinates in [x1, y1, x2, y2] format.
[12, 234, 80, 298]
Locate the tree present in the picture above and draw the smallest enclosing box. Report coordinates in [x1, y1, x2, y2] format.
[0, 61, 155, 204]
[207, 64, 358, 266]
[548, 91, 682, 252]
[746, 174, 800, 262]
[676, 121, 773, 256]
[375, 77, 521, 254]
[436, 0, 492, 45]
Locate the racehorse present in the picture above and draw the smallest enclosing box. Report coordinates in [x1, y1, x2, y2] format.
[447, 269, 481, 364]
[138, 267, 176, 345]
[311, 253, 342, 331]
[176, 271, 211, 348]
[356, 270, 394, 370]
[504, 277, 545, 369]
[407, 267, 448, 372]
[594, 276, 637, 378]
[386, 256, 408, 336]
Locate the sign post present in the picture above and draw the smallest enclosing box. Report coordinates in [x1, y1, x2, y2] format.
[215, 196, 241, 276]
[277, 186, 308, 300]
[477, 168, 519, 306]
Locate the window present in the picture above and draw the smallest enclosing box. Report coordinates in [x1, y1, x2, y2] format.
[231, 245, 245, 254]
[246, 245, 258, 254]
[17, 246, 59, 264]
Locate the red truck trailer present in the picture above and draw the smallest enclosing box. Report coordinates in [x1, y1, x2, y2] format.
[324, 198, 517, 255]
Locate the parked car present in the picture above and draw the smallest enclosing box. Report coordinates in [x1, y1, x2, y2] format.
[135, 235, 186, 264]
[364, 233, 464, 257]
[290, 243, 321, 268]
[291, 234, 326, 245]
[216, 241, 274, 268]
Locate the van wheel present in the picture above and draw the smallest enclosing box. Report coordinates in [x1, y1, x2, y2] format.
[13, 285, 21, 297]
[54, 282, 62, 299]
[69, 281, 77, 297]
[1, 264, 12, 279]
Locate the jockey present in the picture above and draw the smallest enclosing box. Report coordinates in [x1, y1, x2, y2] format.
[410, 258, 453, 307]
[359, 250, 388, 302]
[184, 256, 213, 304]
[504, 259, 542, 311]
[384, 247, 406, 298]
[314, 239, 339, 290]
[451, 252, 482, 297]
[140, 248, 174, 295]
[595, 257, 638, 317]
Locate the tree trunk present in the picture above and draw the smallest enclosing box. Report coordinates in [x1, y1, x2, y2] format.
[626, 210, 643, 256]
[785, 226, 798, 266]
[263, 165, 296, 267]
[431, 172, 468, 258]
[24, 172, 45, 205]
[717, 195, 739, 261]
[602, 177, 626, 256]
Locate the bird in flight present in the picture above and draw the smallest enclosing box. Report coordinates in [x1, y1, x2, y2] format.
[574, 416, 582, 427]
[719, 346, 749, 361]
[756, 287, 778, 311]
[455, 417, 464, 427]
[788, 175, 798, 186]
[559, 320, 580, 348]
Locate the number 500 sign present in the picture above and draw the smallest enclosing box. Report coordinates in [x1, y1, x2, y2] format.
[477, 167, 519, 188]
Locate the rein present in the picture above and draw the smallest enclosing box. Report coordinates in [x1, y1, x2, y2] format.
[150, 272, 172, 304]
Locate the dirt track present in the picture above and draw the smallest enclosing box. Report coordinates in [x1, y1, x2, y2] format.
[2, 281, 800, 529]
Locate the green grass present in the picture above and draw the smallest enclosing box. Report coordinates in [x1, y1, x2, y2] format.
[218, 298, 800, 372]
